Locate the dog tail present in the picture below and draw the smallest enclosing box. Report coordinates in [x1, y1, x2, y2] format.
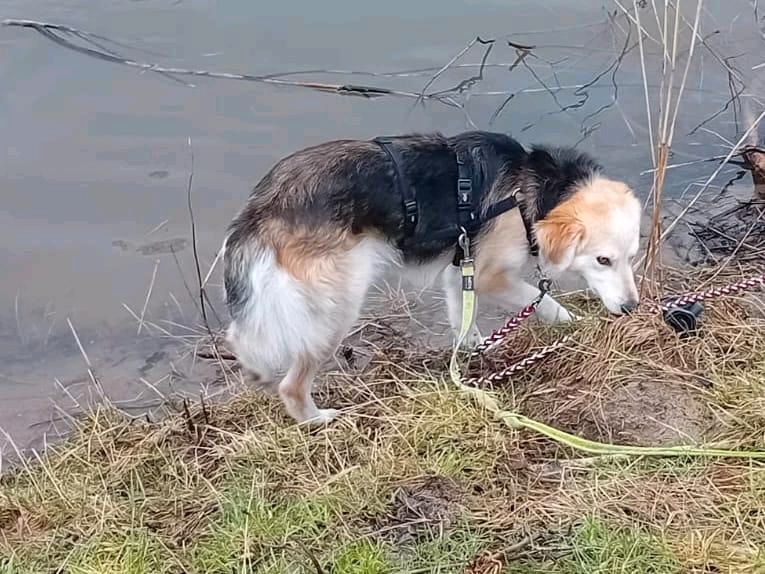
[222, 235, 335, 380]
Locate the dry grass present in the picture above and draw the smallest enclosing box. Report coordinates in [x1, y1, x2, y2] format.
[1, 265, 764, 573]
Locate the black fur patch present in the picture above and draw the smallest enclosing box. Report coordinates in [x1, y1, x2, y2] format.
[525, 145, 602, 220]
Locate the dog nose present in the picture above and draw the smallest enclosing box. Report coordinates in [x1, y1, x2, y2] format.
[620, 300, 639, 315]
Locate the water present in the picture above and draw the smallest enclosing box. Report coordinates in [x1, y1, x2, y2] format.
[0, 0, 761, 455]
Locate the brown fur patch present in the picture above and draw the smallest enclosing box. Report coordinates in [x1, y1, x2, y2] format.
[263, 220, 361, 284]
[535, 177, 637, 264]
[476, 267, 511, 295]
[474, 210, 528, 294]
[535, 206, 586, 265]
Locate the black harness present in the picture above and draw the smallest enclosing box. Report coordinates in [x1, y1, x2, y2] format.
[373, 137, 538, 264]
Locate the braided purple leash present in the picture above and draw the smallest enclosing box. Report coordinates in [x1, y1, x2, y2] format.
[469, 272, 764, 388]
[660, 272, 765, 311]
[466, 336, 572, 387]
[471, 279, 551, 358]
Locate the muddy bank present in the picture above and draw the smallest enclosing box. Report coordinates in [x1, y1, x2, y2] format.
[2, 263, 764, 572]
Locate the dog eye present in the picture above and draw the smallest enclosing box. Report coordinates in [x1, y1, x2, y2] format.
[596, 256, 612, 266]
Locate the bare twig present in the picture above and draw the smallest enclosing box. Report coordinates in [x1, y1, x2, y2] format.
[579, 15, 633, 130]
[137, 259, 160, 335]
[687, 83, 747, 135]
[487, 47, 534, 125]
[184, 139, 230, 384]
[667, 0, 704, 145]
[663, 107, 765, 239]
[635, 0, 656, 166]
[700, 206, 765, 286]
[66, 318, 106, 400]
[427, 38, 495, 98]
[612, 0, 661, 43]
[414, 36, 493, 107]
[639, 154, 731, 175]
[640, 0, 705, 289]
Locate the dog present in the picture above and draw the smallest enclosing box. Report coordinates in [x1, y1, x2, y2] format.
[223, 131, 641, 425]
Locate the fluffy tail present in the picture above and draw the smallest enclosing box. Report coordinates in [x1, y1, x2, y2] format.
[224, 242, 323, 379]
[224, 233, 396, 381]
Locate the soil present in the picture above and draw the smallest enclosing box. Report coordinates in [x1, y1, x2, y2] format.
[375, 475, 465, 545]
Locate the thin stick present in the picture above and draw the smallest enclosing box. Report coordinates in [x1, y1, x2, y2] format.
[202, 245, 224, 288]
[65, 317, 105, 399]
[185, 139, 230, 383]
[0, 20, 433, 102]
[659, 0, 682, 145]
[639, 154, 730, 175]
[168, 291, 185, 319]
[185, 138, 208, 331]
[145, 219, 168, 236]
[612, 0, 661, 43]
[667, 0, 704, 146]
[414, 36, 482, 106]
[699, 207, 765, 287]
[122, 302, 174, 337]
[14, 290, 25, 345]
[635, 0, 657, 166]
[139, 376, 169, 401]
[137, 258, 160, 335]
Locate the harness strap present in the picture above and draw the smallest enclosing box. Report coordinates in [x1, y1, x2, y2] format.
[372, 136, 537, 258]
[373, 137, 418, 235]
[456, 149, 479, 233]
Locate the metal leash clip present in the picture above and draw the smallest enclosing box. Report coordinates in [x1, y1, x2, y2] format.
[458, 227, 475, 292]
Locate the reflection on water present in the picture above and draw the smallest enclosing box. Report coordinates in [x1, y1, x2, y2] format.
[0, 0, 761, 452]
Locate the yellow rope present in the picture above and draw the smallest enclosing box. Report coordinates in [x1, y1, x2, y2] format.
[449, 262, 765, 459]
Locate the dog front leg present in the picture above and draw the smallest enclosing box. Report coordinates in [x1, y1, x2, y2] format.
[481, 275, 573, 323]
[441, 264, 483, 348]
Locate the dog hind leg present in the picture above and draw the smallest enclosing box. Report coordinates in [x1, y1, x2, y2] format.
[274, 237, 392, 424]
[278, 353, 338, 424]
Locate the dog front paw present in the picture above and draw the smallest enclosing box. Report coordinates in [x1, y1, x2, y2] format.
[537, 299, 575, 323]
[301, 408, 340, 427]
[554, 307, 574, 322]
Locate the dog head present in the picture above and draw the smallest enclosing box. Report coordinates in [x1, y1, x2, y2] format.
[535, 176, 641, 315]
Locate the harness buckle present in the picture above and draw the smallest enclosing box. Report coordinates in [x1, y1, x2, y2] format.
[403, 199, 418, 226]
[457, 179, 475, 223]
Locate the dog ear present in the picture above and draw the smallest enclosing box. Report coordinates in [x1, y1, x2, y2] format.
[534, 210, 585, 275]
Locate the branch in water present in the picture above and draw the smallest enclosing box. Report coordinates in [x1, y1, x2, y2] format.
[1, 19, 436, 101]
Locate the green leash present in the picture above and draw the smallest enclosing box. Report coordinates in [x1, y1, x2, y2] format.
[448, 233, 765, 459]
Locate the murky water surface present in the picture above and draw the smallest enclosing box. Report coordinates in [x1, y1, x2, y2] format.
[1, 0, 761, 454]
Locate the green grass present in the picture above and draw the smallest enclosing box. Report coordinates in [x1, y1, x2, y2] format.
[1, 267, 765, 573]
[505, 517, 682, 574]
